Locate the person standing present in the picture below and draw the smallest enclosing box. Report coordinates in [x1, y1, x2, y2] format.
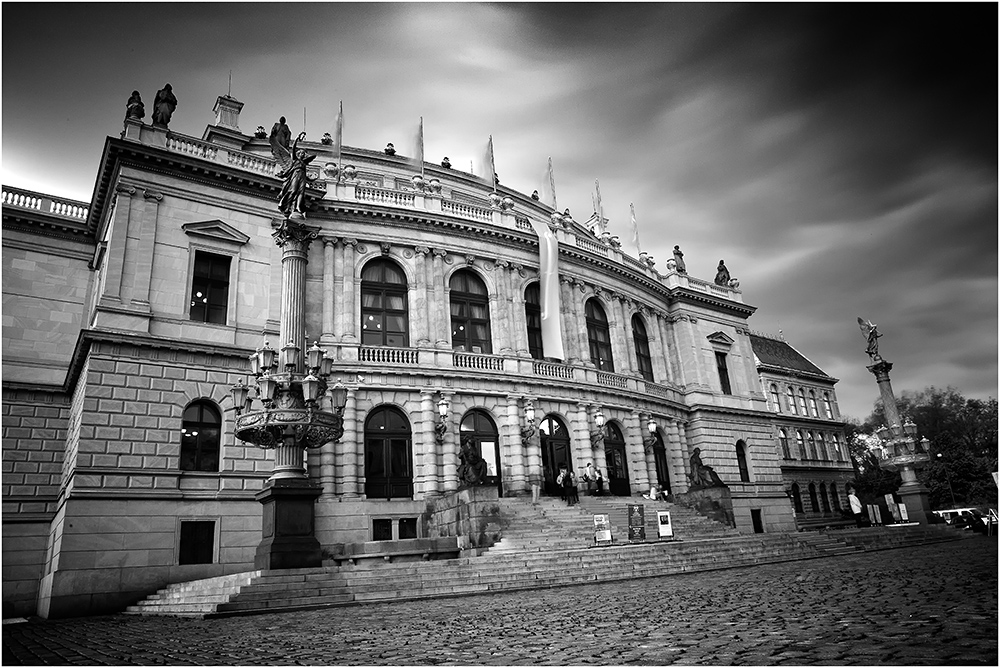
[848, 487, 864, 527]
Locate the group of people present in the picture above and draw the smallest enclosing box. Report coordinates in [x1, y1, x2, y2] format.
[555, 462, 605, 506]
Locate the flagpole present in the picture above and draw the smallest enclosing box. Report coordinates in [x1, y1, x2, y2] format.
[336, 100, 343, 184]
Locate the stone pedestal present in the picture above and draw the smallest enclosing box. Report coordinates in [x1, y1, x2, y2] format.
[254, 478, 323, 570]
[896, 463, 932, 524]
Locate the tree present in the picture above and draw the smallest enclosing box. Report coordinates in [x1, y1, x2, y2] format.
[853, 387, 997, 509]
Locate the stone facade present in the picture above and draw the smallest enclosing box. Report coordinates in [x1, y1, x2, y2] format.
[3, 94, 842, 618]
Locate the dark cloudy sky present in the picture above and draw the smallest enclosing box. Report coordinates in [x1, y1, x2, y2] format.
[3, 3, 996, 420]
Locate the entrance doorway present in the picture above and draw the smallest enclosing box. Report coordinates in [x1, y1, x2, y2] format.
[459, 409, 502, 496]
[539, 415, 571, 496]
[651, 430, 670, 494]
[603, 422, 630, 496]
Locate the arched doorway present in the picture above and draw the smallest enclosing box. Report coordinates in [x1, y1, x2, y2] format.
[603, 421, 630, 496]
[364, 405, 413, 500]
[651, 430, 670, 494]
[791, 483, 804, 513]
[460, 409, 502, 496]
[539, 414, 571, 496]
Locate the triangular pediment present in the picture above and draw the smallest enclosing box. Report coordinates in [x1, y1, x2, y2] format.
[707, 331, 735, 346]
[182, 220, 250, 246]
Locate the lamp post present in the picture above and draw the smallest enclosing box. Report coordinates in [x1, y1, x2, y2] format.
[935, 452, 958, 508]
[435, 393, 450, 445]
[859, 318, 932, 524]
[231, 212, 347, 570]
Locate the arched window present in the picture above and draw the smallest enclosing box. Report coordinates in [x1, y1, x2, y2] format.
[585, 299, 614, 372]
[808, 390, 819, 417]
[651, 429, 670, 493]
[816, 433, 827, 460]
[539, 415, 572, 495]
[808, 483, 820, 512]
[524, 283, 543, 360]
[795, 430, 805, 459]
[779, 429, 791, 459]
[787, 387, 797, 415]
[460, 409, 501, 493]
[735, 440, 751, 483]
[361, 259, 409, 347]
[797, 389, 808, 416]
[823, 392, 834, 419]
[830, 482, 841, 511]
[632, 315, 654, 382]
[450, 270, 492, 354]
[770, 384, 781, 413]
[364, 406, 413, 500]
[603, 422, 630, 496]
[820, 482, 831, 512]
[807, 431, 817, 460]
[791, 483, 804, 513]
[180, 400, 221, 472]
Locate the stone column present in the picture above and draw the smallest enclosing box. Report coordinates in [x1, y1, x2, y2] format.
[647, 311, 670, 383]
[341, 388, 360, 496]
[659, 313, 680, 384]
[432, 249, 449, 347]
[321, 237, 337, 343]
[588, 405, 607, 476]
[441, 392, 458, 491]
[558, 277, 579, 363]
[129, 189, 161, 310]
[619, 298, 637, 376]
[624, 410, 651, 492]
[320, 436, 336, 498]
[331, 239, 344, 342]
[341, 239, 358, 343]
[639, 411, 658, 486]
[99, 184, 136, 304]
[419, 390, 439, 496]
[414, 247, 431, 347]
[665, 418, 688, 494]
[505, 394, 526, 493]
[523, 397, 542, 491]
[677, 421, 692, 484]
[510, 268, 530, 358]
[571, 403, 591, 479]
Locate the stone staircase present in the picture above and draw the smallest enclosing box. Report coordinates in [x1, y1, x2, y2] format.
[822, 523, 975, 551]
[574, 495, 740, 542]
[125, 498, 973, 618]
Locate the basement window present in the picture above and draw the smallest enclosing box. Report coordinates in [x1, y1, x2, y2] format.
[179, 520, 215, 565]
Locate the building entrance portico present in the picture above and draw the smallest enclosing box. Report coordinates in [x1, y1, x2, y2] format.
[540, 415, 572, 495]
[603, 422, 631, 496]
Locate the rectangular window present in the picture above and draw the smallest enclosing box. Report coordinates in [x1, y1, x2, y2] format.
[189, 251, 231, 324]
[179, 520, 215, 565]
[399, 517, 417, 540]
[715, 352, 732, 395]
[372, 518, 393, 541]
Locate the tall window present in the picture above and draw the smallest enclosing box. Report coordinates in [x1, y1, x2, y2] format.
[770, 384, 781, 413]
[180, 400, 221, 471]
[361, 259, 408, 347]
[450, 270, 492, 353]
[797, 389, 808, 415]
[830, 483, 841, 511]
[820, 482, 831, 512]
[808, 483, 820, 512]
[715, 352, 732, 395]
[823, 392, 834, 419]
[787, 387, 797, 415]
[791, 483, 804, 513]
[632, 315, 654, 382]
[831, 434, 843, 461]
[460, 409, 500, 492]
[189, 251, 231, 324]
[807, 431, 817, 460]
[808, 390, 819, 417]
[603, 422, 630, 497]
[585, 299, 614, 372]
[524, 283, 543, 360]
[795, 430, 805, 459]
[364, 406, 413, 500]
[779, 429, 791, 459]
[735, 440, 751, 483]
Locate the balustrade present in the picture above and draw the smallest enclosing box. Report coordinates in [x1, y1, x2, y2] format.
[441, 199, 492, 222]
[356, 185, 415, 207]
[596, 370, 629, 389]
[358, 346, 419, 365]
[165, 134, 218, 160]
[226, 150, 278, 176]
[531, 360, 574, 379]
[574, 234, 609, 257]
[453, 351, 504, 372]
[2, 187, 89, 221]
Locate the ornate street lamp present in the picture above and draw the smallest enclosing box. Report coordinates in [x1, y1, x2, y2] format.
[520, 399, 537, 447]
[435, 393, 450, 445]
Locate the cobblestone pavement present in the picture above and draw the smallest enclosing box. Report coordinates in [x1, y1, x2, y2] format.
[3, 538, 996, 666]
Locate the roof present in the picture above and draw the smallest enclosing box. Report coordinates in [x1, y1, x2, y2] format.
[749, 334, 830, 378]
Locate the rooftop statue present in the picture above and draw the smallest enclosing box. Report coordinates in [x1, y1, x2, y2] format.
[714, 260, 730, 286]
[672, 245, 687, 273]
[275, 132, 316, 218]
[125, 91, 144, 120]
[151, 84, 177, 128]
[441, 157, 452, 168]
[857, 317, 882, 361]
[269, 117, 291, 160]
[384, 143, 396, 156]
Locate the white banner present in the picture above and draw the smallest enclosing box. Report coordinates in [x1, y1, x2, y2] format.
[527, 219, 564, 361]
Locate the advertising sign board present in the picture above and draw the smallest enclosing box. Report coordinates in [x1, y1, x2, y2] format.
[656, 511, 673, 538]
[593, 514, 612, 545]
[627, 504, 646, 541]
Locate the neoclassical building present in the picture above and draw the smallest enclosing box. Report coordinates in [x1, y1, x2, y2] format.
[2, 92, 847, 618]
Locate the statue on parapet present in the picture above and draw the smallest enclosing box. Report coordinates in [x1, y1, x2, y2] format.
[672, 245, 687, 273]
[857, 317, 882, 362]
[151, 84, 177, 128]
[688, 448, 726, 488]
[125, 91, 145, 120]
[457, 437, 488, 487]
[714, 260, 731, 286]
[269, 117, 292, 159]
[275, 132, 317, 218]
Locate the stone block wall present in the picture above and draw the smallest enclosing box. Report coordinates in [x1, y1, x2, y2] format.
[423, 486, 502, 550]
[2, 389, 69, 515]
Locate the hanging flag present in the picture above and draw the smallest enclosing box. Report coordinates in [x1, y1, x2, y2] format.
[410, 117, 425, 177]
[334, 101, 344, 180]
[594, 179, 605, 233]
[527, 219, 564, 361]
[541, 156, 558, 210]
[631, 203, 641, 255]
[478, 135, 497, 191]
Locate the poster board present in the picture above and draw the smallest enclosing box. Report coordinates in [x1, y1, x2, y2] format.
[627, 504, 646, 541]
[656, 511, 673, 538]
[593, 514, 612, 546]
